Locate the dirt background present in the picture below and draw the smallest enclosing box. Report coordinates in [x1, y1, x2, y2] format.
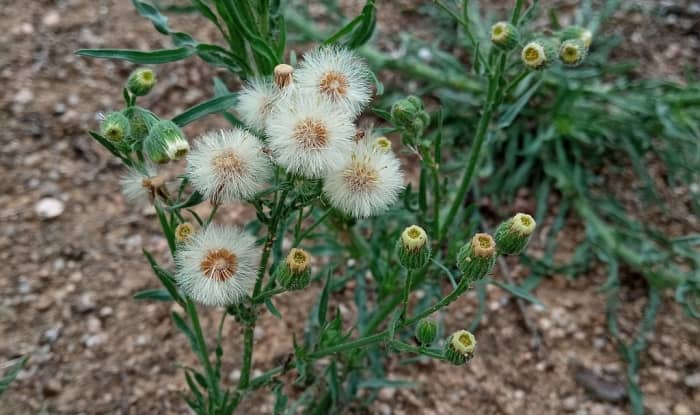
[1, 1, 699, 414]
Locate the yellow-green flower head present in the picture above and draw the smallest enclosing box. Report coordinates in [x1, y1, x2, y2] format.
[559, 39, 587, 67]
[276, 248, 312, 291]
[494, 212, 536, 255]
[443, 330, 477, 365]
[521, 39, 558, 70]
[456, 233, 496, 283]
[127, 68, 156, 96]
[100, 112, 130, 144]
[373, 136, 392, 153]
[561, 26, 592, 49]
[175, 222, 195, 243]
[397, 225, 431, 269]
[144, 120, 189, 164]
[491, 21, 519, 50]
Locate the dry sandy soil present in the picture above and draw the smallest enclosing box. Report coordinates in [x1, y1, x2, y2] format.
[1, 1, 699, 414]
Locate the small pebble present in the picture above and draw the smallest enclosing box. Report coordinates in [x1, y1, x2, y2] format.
[35, 197, 65, 219]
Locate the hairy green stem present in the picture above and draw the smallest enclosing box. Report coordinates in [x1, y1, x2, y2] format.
[400, 269, 414, 321]
[439, 52, 507, 241]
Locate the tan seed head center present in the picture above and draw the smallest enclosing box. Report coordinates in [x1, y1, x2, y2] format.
[294, 119, 329, 149]
[200, 248, 238, 282]
[213, 150, 246, 177]
[319, 71, 349, 99]
[343, 160, 379, 193]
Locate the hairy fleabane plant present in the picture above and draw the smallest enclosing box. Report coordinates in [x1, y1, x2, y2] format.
[76, 1, 546, 413]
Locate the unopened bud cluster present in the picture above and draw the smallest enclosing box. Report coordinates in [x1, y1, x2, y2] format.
[489, 20, 593, 70]
[390, 96, 430, 144]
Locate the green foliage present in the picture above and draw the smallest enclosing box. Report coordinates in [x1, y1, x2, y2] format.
[0, 356, 28, 399]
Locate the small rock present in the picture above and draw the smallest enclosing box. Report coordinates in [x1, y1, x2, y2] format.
[83, 333, 107, 348]
[562, 396, 578, 411]
[87, 316, 102, 333]
[75, 292, 96, 313]
[43, 379, 62, 396]
[14, 88, 33, 105]
[42, 325, 62, 344]
[35, 197, 64, 219]
[99, 306, 113, 317]
[684, 372, 700, 388]
[229, 369, 241, 381]
[136, 335, 150, 346]
[673, 403, 692, 415]
[378, 387, 396, 401]
[42, 11, 60, 27]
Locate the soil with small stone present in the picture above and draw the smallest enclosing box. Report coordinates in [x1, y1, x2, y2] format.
[2, 1, 699, 414]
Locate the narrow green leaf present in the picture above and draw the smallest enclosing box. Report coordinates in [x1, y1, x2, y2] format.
[88, 131, 131, 166]
[142, 249, 183, 305]
[265, 298, 282, 319]
[132, 0, 171, 34]
[155, 205, 176, 254]
[318, 272, 331, 325]
[172, 93, 239, 127]
[172, 311, 200, 353]
[133, 288, 173, 302]
[0, 356, 28, 398]
[490, 279, 543, 306]
[76, 47, 194, 64]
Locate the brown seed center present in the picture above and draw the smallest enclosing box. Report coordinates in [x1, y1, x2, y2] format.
[200, 248, 238, 282]
[319, 71, 349, 99]
[293, 119, 329, 149]
[343, 160, 379, 192]
[212, 150, 246, 177]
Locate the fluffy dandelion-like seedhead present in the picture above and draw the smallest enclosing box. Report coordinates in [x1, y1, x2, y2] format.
[323, 141, 404, 218]
[295, 47, 373, 117]
[186, 129, 271, 204]
[120, 164, 161, 205]
[266, 93, 355, 178]
[175, 225, 259, 307]
[236, 78, 280, 132]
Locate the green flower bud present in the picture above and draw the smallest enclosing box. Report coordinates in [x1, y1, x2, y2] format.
[559, 39, 587, 67]
[143, 120, 189, 164]
[456, 233, 496, 283]
[122, 107, 159, 143]
[415, 319, 438, 346]
[127, 68, 156, 96]
[100, 112, 130, 144]
[397, 225, 431, 269]
[561, 26, 592, 49]
[521, 38, 558, 70]
[373, 136, 392, 153]
[494, 213, 536, 255]
[391, 96, 421, 127]
[491, 21, 520, 50]
[443, 330, 476, 366]
[276, 248, 312, 291]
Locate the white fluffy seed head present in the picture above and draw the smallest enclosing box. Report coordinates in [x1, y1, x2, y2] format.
[175, 225, 260, 307]
[265, 92, 355, 179]
[294, 47, 373, 117]
[120, 164, 159, 206]
[186, 129, 272, 204]
[236, 78, 280, 131]
[323, 140, 404, 218]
